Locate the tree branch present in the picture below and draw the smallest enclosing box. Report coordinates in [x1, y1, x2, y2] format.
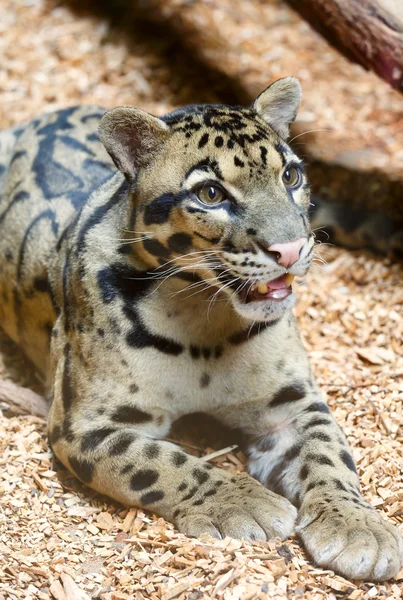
[286, 0, 403, 91]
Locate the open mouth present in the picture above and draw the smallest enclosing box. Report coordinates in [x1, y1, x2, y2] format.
[241, 273, 295, 303]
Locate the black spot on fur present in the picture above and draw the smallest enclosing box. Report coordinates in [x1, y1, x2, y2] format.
[228, 320, 279, 344]
[109, 433, 136, 456]
[340, 450, 357, 473]
[285, 444, 302, 461]
[97, 328, 105, 337]
[215, 136, 224, 148]
[270, 384, 306, 408]
[126, 321, 183, 356]
[246, 228, 257, 236]
[306, 480, 327, 492]
[178, 482, 188, 492]
[202, 348, 211, 360]
[306, 453, 335, 467]
[62, 343, 73, 413]
[120, 463, 133, 475]
[260, 146, 267, 166]
[144, 443, 160, 459]
[140, 490, 164, 504]
[143, 238, 171, 259]
[193, 468, 210, 485]
[172, 452, 188, 467]
[0, 190, 30, 227]
[185, 158, 223, 181]
[10, 150, 27, 165]
[63, 417, 75, 443]
[167, 233, 193, 254]
[274, 143, 287, 167]
[129, 383, 139, 394]
[33, 276, 50, 293]
[144, 191, 186, 225]
[309, 431, 332, 442]
[333, 479, 348, 492]
[300, 465, 309, 480]
[111, 405, 152, 425]
[182, 486, 198, 501]
[49, 426, 62, 446]
[265, 443, 302, 493]
[130, 469, 159, 491]
[198, 133, 209, 148]
[214, 345, 223, 358]
[305, 418, 332, 429]
[69, 456, 94, 483]
[305, 402, 330, 414]
[234, 156, 245, 167]
[97, 269, 118, 304]
[200, 373, 210, 388]
[117, 243, 133, 255]
[190, 346, 200, 359]
[81, 427, 117, 452]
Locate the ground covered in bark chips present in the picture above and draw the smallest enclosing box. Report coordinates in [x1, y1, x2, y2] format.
[0, 1, 402, 598]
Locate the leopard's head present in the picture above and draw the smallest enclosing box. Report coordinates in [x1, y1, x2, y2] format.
[99, 77, 314, 322]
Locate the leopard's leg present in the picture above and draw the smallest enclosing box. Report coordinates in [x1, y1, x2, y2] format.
[48, 344, 296, 541]
[217, 391, 403, 581]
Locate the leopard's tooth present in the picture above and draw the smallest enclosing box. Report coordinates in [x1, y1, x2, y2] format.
[258, 283, 269, 295]
[284, 273, 295, 287]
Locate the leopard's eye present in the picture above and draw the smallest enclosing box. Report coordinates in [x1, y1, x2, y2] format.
[282, 165, 301, 188]
[197, 184, 226, 205]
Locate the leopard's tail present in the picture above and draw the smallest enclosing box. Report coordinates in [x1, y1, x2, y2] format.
[310, 196, 403, 257]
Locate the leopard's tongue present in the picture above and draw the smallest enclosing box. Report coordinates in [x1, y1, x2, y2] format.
[246, 274, 295, 303]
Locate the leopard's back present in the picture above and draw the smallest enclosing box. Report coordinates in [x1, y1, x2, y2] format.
[0, 106, 115, 371]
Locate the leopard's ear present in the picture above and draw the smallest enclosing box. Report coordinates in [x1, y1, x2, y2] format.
[253, 77, 301, 139]
[98, 107, 170, 182]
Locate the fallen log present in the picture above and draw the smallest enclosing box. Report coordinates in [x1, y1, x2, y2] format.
[0, 379, 48, 419]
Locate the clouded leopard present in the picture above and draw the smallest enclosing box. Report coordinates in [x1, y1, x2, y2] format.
[0, 77, 401, 581]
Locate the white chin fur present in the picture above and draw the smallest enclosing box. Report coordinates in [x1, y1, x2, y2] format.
[231, 292, 296, 322]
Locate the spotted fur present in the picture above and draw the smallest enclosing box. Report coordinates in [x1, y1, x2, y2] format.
[0, 77, 401, 581]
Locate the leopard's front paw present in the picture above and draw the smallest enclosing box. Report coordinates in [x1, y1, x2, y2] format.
[296, 498, 403, 581]
[175, 473, 297, 542]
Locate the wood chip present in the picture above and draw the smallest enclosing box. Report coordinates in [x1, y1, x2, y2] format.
[200, 445, 239, 462]
[161, 578, 200, 600]
[357, 348, 386, 365]
[49, 581, 67, 600]
[60, 574, 91, 600]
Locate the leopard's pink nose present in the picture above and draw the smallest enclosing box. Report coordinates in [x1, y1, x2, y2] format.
[267, 238, 306, 268]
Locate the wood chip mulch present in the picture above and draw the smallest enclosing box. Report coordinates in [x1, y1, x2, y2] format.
[0, 1, 402, 599]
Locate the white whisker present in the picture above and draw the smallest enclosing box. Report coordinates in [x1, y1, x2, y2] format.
[289, 128, 331, 144]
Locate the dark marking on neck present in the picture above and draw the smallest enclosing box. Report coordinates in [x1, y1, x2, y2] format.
[228, 319, 280, 344]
